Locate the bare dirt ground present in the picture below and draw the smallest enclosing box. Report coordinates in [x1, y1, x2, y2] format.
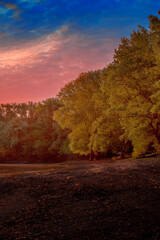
[0, 158, 160, 239]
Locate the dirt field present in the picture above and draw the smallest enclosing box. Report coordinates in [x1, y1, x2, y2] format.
[0, 158, 160, 239]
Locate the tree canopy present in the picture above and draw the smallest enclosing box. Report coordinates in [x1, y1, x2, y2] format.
[55, 12, 160, 158]
[0, 99, 71, 163]
[1, 12, 160, 162]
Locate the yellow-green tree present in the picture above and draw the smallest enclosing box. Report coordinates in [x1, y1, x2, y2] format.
[54, 70, 102, 159]
[102, 13, 160, 156]
[89, 67, 131, 156]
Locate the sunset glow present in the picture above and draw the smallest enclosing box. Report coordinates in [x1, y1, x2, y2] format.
[0, 0, 159, 103]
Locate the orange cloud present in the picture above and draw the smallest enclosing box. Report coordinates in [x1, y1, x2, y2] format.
[4, 3, 17, 9]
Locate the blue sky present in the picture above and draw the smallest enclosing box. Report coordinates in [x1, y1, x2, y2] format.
[0, 0, 159, 102]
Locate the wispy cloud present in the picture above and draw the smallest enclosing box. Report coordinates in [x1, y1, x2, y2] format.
[4, 3, 17, 9]
[17, 0, 41, 8]
[0, 1, 22, 19]
[0, 0, 159, 103]
[0, 26, 69, 69]
[0, 25, 117, 102]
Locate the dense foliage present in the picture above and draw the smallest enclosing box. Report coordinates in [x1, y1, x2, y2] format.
[0, 99, 71, 162]
[1, 12, 160, 162]
[55, 12, 160, 158]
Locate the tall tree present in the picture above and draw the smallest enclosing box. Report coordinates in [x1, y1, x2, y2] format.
[102, 14, 160, 156]
[54, 71, 102, 159]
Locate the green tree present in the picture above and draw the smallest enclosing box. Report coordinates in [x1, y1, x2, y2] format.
[54, 70, 102, 159]
[89, 67, 131, 156]
[0, 99, 70, 162]
[102, 14, 160, 156]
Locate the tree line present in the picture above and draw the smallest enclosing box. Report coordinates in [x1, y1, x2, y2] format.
[0, 99, 71, 162]
[55, 13, 160, 160]
[1, 13, 160, 162]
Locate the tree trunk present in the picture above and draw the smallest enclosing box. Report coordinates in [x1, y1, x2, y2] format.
[155, 131, 160, 145]
[90, 150, 94, 161]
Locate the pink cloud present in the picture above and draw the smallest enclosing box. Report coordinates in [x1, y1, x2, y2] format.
[0, 26, 67, 69]
[0, 26, 118, 103]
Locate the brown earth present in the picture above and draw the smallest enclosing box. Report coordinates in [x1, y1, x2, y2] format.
[0, 158, 160, 239]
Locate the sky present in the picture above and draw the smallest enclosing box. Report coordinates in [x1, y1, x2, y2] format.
[0, 0, 159, 103]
